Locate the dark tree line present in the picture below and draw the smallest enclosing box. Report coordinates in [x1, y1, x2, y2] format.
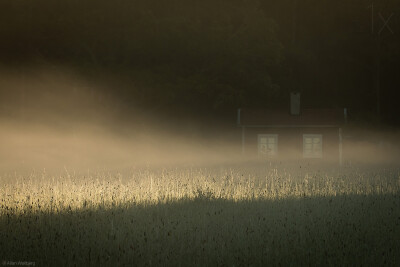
[1, 0, 399, 125]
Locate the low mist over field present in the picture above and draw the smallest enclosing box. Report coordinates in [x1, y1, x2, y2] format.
[0, 66, 243, 174]
[0, 66, 399, 175]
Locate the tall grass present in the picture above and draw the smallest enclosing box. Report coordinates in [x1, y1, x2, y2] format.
[1, 164, 400, 265]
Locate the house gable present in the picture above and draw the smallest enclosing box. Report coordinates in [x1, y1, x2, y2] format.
[237, 107, 346, 164]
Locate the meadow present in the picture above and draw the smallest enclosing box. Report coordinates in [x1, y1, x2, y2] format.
[1, 163, 400, 266]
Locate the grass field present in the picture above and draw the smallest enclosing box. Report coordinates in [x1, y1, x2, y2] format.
[1, 163, 400, 266]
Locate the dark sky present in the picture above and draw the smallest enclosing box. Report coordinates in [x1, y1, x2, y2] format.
[1, 0, 400, 126]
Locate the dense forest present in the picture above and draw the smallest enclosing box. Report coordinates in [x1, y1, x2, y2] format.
[1, 0, 399, 125]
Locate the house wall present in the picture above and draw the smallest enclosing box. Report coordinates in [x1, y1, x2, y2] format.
[243, 127, 341, 163]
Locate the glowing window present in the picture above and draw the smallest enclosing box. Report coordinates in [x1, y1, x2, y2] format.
[303, 134, 322, 158]
[258, 134, 278, 157]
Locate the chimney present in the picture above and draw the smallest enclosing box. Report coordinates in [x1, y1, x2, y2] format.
[290, 92, 301, 115]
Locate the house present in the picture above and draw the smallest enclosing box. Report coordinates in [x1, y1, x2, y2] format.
[237, 93, 347, 164]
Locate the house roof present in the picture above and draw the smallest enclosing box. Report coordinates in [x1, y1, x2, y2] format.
[238, 108, 346, 127]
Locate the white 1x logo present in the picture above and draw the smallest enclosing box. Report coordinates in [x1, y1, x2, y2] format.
[368, 4, 394, 35]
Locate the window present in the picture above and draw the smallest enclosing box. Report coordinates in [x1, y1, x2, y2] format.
[258, 134, 278, 157]
[303, 134, 322, 158]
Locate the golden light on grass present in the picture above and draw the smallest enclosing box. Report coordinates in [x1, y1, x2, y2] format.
[1, 165, 400, 265]
[2, 166, 399, 215]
